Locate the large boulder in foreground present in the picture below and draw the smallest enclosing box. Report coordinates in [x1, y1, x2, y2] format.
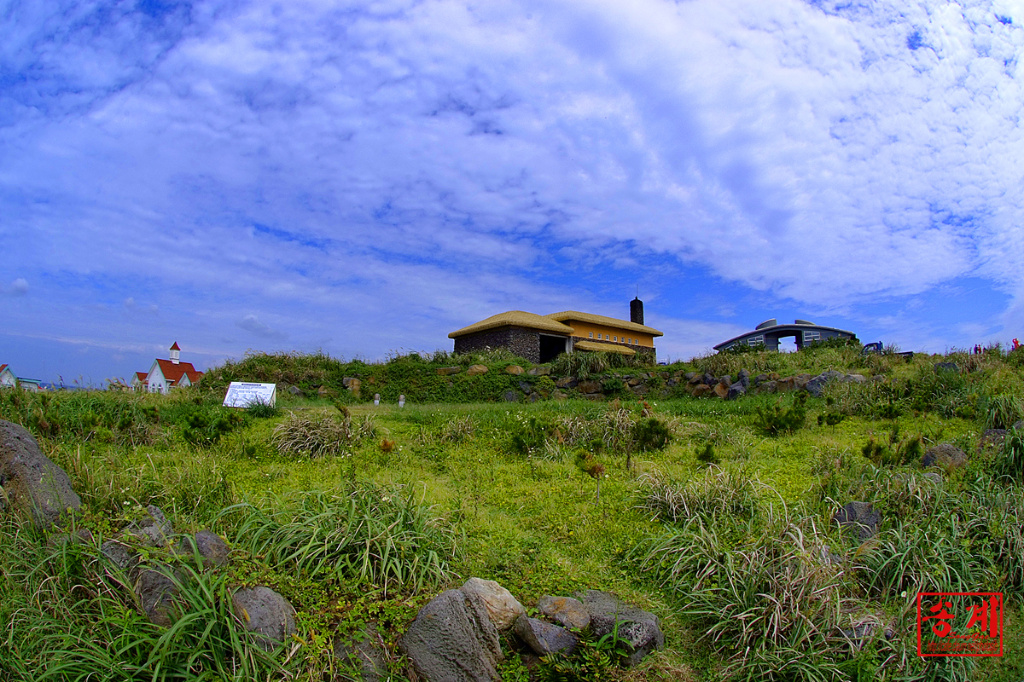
[232, 586, 297, 651]
[0, 419, 80, 529]
[400, 588, 502, 681]
[576, 590, 664, 667]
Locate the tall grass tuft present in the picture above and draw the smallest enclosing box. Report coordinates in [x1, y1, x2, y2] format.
[222, 485, 456, 596]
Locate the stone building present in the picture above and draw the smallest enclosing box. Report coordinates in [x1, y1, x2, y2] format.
[449, 298, 663, 363]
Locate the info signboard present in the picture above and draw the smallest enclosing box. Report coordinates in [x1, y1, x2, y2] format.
[223, 382, 277, 408]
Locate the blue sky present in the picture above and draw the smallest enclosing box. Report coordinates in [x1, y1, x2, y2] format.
[3, 0, 1024, 385]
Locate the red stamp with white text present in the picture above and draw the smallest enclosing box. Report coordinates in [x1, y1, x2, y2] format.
[917, 592, 1003, 657]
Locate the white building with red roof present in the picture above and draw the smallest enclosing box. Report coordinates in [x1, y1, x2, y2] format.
[135, 343, 204, 394]
[0, 364, 16, 388]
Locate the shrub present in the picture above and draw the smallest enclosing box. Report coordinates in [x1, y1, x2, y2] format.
[272, 411, 372, 458]
[633, 417, 672, 452]
[755, 393, 808, 436]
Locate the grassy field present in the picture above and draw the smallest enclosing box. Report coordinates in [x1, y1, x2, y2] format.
[2, 345, 1024, 681]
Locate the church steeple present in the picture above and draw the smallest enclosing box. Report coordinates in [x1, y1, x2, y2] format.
[169, 342, 180, 365]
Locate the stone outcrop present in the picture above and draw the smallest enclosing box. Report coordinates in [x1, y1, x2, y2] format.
[459, 577, 524, 632]
[232, 586, 297, 651]
[576, 590, 664, 667]
[400, 588, 502, 682]
[537, 594, 590, 630]
[0, 419, 81, 529]
[514, 614, 577, 657]
[833, 502, 880, 540]
[923, 443, 968, 469]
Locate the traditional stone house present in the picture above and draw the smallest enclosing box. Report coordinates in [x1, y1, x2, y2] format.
[449, 298, 663, 363]
[135, 343, 203, 394]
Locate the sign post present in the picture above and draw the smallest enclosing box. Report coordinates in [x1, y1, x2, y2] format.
[223, 382, 277, 408]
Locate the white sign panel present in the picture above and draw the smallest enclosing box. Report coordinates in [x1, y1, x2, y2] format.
[223, 382, 277, 408]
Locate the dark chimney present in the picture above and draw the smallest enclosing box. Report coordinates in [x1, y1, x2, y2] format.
[630, 297, 644, 325]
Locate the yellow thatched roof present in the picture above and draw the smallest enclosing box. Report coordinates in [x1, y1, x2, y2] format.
[573, 340, 636, 355]
[546, 311, 663, 337]
[448, 311, 574, 338]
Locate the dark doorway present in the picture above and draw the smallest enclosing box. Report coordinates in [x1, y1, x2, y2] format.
[539, 334, 567, 363]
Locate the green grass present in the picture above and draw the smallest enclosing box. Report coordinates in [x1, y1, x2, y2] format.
[2, 346, 1024, 680]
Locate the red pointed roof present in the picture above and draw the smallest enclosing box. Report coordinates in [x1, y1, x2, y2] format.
[170, 342, 181, 351]
[0, 364, 7, 373]
[135, 372, 148, 382]
[154, 359, 203, 386]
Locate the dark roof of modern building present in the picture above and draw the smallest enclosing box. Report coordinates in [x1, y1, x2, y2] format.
[714, 319, 855, 350]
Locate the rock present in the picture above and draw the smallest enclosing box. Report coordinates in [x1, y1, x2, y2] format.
[232, 586, 297, 651]
[692, 384, 713, 398]
[921, 472, 943, 485]
[754, 373, 769, 385]
[514, 614, 578, 656]
[334, 622, 389, 682]
[806, 370, 843, 397]
[519, 381, 532, 394]
[684, 371, 697, 381]
[839, 612, 893, 649]
[702, 373, 715, 387]
[467, 365, 489, 376]
[137, 566, 180, 626]
[1013, 420, 1024, 433]
[551, 390, 567, 401]
[726, 382, 745, 400]
[400, 589, 502, 682]
[437, 367, 461, 376]
[0, 419, 81, 529]
[527, 367, 550, 376]
[576, 590, 664, 667]
[128, 505, 172, 547]
[738, 369, 750, 389]
[503, 391, 519, 403]
[833, 502, 880, 540]
[844, 374, 867, 384]
[555, 377, 577, 389]
[923, 443, 968, 469]
[776, 377, 797, 392]
[687, 374, 702, 385]
[288, 385, 302, 395]
[577, 381, 602, 395]
[101, 539, 137, 572]
[759, 380, 777, 394]
[630, 384, 649, 396]
[460, 577, 525, 632]
[537, 595, 589, 630]
[48, 527, 94, 548]
[194, 530, 230, 568]
[793, 374, 815, 390]
[713, 381, 730, 399]
[505, 365, 524, 375]
[979, 430, 1007, 453]
[934, 362, 959, 373]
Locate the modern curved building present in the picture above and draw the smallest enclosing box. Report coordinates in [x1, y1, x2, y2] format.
[714, 318, 856, 352]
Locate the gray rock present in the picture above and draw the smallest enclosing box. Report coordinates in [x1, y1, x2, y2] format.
[805, 370, 844, 397]
[0, 419, 81, 529]
[979, 430, 1007, 452]
[738, 369, 750, 389]
[101, 539, 137, 571]
[137, 567, 180, 626]
[555, 377, 577, 389]
[400, 589, 502, 682]
[527, 367, 550, 376]
[460, 577, 524, 632]
[514, 614, 578, 656]
[232, 586, 297, 651]
[128, 505, 172, 547]
[502, 390, 519, 403]
[288, 385, 302, 396]
[921, 472, 943, 485]
[519, 381, 532, 394]
[194, 530, 230, 568]
[726, 382, 746, 400]
[576, 590, 664, 667]
[844, 374, 867, 384]
[923, 443, 968, 469]
[759, 380, 778, 394]
[537, 595, 589, 630]
[334, 622, 389, 682]
[833, 502, 880, 540]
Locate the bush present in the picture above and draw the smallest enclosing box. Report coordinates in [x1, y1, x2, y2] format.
[633, 417, 672, 452]
[272, 411, 372, 458]
[755, 393, 808, 436]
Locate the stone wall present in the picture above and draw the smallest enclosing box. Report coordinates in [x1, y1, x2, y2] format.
[453, 326, 542, 363]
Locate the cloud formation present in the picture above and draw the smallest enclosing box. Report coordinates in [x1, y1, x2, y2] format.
[3, 0, 1024, 381]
